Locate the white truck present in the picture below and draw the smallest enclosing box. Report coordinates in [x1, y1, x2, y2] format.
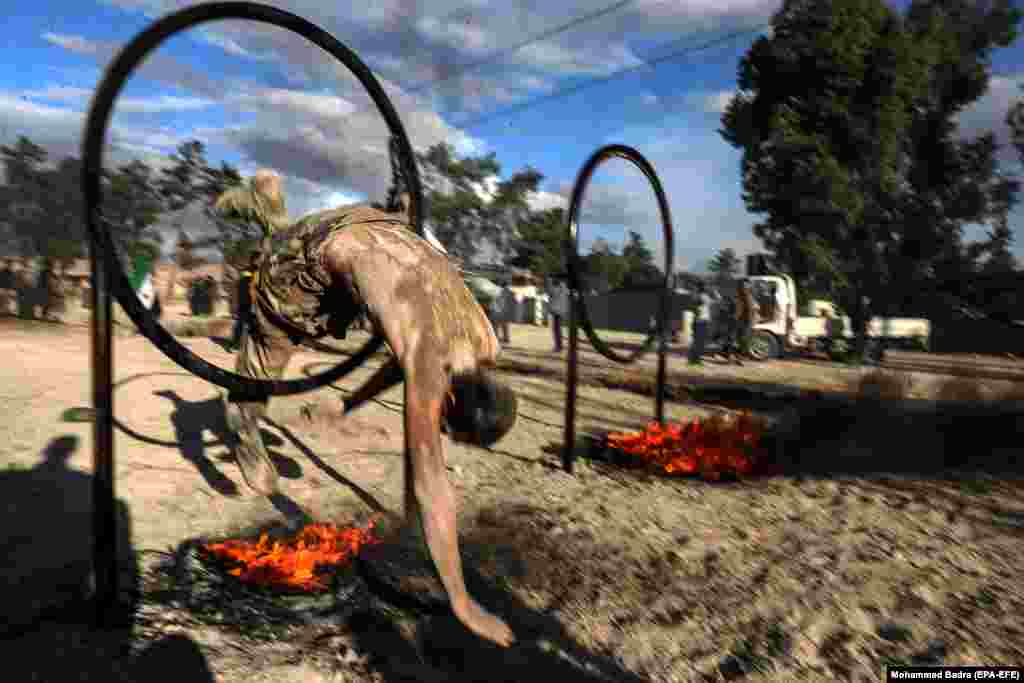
[741, 273, 932, 360]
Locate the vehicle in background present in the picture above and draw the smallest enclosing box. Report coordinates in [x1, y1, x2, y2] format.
[744, 272, 931, 361]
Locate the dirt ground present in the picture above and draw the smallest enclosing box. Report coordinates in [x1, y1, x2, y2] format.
[1, 302, 1022, 682]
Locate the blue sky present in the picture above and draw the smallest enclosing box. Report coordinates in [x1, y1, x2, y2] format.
[3, 0, 1024, 271]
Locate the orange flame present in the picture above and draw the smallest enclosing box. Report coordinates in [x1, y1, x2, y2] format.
[605, 413, 767, 481]
[202, 520, 380, 592]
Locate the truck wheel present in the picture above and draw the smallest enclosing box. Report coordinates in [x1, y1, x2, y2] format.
[749, 330, 780, 360]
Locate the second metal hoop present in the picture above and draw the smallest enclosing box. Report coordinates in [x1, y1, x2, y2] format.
[564, 144, 675, 364]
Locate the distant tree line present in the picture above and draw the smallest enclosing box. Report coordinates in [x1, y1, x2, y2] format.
[0, 137, 248, 298]
[0, 134, 664, 294]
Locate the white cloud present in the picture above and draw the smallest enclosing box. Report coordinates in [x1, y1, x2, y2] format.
[635, 0, 780, 19]
[700, 90, 736, 114]
[0, 90, 187, 170]
[516, 40, 644, 77]
[229, 88, 357, 119]
[21, 85, 93, 105]
[641, 92, 660, 106]
[198, 29, 273, 60]
[527, 190, 566, 213]
[23, 85, 214, 114]
[41, 31, 224, 98]
[0, 93, 82, 135]
[677, 90, 737, 114]
[517, 75, 553, 93]
[35, 26, 485, 201]
[42, 32, 101, 55]
[957, 72, 1024, 165]
[119, 95, 216, 113]
[417, 15, 494, 55]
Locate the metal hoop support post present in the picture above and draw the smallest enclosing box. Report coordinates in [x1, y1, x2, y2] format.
[89, 230, 117, 625]
[561, 145, 675, 473]
[81, 2, 424, 625]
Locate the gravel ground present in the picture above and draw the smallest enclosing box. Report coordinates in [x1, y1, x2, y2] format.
[1, 303, 1022, 682]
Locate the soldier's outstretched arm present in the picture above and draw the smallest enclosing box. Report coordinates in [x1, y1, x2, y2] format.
[402, 357, 515, 648]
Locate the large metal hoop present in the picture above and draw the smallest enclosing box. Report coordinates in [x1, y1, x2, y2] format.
[81, 1, 422, 399]
[564, 144, 674, 364]
[562, 144, 674, 472]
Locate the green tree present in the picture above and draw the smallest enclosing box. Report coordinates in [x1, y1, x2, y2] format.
[506, 207, 566, 277]
[104, 158, 165, 263]
[487, 166, 544, 260]
[156, 141, 241, 298]
[416, 143, 551, 266]
[583, 238, 628, 292]
[706, 247, 741, 287]
[1010, 82, 1024, 167]
[620, 230, 662, 287]
[0, 138, 85, 268]
[417, 143, 500, 262]
[721, 0, 1022, 355]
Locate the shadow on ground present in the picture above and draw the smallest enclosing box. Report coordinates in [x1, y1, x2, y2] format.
[782, 352, 1024, 384]
[106, 371, 304, 496]
[0, 435, 216, 682]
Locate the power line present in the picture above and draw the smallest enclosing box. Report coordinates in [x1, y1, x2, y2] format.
[410, 0, 639, 92]
[455, 22, 770, 130]
[341, 0, 639, 117]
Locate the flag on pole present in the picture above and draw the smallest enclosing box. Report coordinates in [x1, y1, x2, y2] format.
[128, 253, 160, 317]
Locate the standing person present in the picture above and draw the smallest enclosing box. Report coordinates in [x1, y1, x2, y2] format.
[16, 262, 35, 319]
[0, 259, 14, 315]
[824, 309, 844, 358]
[715, 288, 738, 361]
[214, 174, 518, 648]
[688, 282, 712, 365]
[494, 281, 515, 345]
[734, 278, 757, 365]
[546, 277, 569, 352]
[36, 264, 53, 320]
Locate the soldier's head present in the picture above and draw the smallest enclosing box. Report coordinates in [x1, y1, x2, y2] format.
[444, 369, 518, 449]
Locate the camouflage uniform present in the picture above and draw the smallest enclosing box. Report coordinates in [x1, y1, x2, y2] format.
[227, 203, 499, 491]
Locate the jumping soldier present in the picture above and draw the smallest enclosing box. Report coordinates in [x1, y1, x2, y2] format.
[215, 169, 518, 648]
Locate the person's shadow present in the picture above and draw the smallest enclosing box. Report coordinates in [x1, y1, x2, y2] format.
[153, 389, 302, 496]
[0, 435, 215, 681]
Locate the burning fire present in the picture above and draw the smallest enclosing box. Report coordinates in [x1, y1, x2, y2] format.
[605, 413, 767, 481]
[202, 520, 380, 592]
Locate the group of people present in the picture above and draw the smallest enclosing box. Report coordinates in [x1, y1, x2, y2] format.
[687, 278, 759, 366]
[0, 259, 67, 320]
[484, 276, 572, 354]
